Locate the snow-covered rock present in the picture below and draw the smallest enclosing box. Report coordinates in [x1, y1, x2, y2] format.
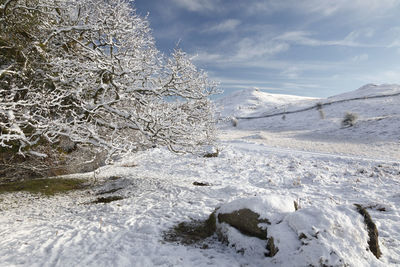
[213, 196, 382, 266]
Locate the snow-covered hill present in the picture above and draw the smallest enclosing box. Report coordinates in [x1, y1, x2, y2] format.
[217, 84, 400, 147]
[217, 84, 400, 122]
[329, 83, 400, 101]
[215, 87, 318, 118]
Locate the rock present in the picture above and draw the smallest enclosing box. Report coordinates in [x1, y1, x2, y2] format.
[217, 208, 270, 240]
[231, 117, 238, 127]
[164, 197, 382, 265]
[212, 196, 294, 257]
[265, 237, 279, 257]
[203, 146, 219, 158]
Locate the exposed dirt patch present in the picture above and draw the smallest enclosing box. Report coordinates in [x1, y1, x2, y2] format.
[163, 212, 216, 245]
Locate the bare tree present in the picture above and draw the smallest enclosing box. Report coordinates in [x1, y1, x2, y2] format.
[0, 0, 218, 166]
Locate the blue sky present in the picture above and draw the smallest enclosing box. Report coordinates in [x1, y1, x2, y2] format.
[134, 0, 400, 97]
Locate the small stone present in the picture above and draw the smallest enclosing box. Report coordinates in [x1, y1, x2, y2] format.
[265, 237, 279, 257]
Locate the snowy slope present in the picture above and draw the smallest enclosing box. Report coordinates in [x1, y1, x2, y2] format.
[217, 84, 400, 120]
[329, 83, 400, 101]
[218, 84, 400, 152]
[215, 88, 318, 118]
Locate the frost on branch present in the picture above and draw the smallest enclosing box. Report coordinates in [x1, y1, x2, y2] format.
[0, 0, 218, 176]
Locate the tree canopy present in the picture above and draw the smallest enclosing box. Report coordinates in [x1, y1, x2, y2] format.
[0, 0, 218, 162]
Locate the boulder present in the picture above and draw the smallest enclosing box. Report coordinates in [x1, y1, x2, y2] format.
[164, 196, 382, 266]
[217, 208, 269, 240]
[214, 196, 293, 257]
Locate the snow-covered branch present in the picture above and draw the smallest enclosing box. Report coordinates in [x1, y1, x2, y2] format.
[0, 0, 218, 162]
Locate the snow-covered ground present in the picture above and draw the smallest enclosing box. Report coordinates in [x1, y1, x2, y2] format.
[1, 84, 400, 266]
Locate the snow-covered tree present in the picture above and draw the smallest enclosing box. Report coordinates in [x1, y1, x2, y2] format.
[0, 0, 218, 163]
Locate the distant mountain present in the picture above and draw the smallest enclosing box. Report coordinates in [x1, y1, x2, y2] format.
[328, 84, 400, 101]
[216, 84, 400, 142]
[215, 88, 317, 118]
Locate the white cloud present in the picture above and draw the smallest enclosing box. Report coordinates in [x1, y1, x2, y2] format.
[359, 70, 400, 84]
[388, 39, 400, 48]
[244, 1, 341, 16]
[206, 19, 241, 32]
[192, 49, 346, 73]
[191, 52, 224, 63]
[387, 27, 400, 48]
[281, 67, 301, 79]
[351, 54, 369, 62]
[192, 35, 290, 66]
[171, 0, 400, 18]
[274, 31, 322, 46]
[244, 0, 400, 18]
[212, 77, 325, 94]
[235, 38, 289, 59]
[171, 0, 220, 12]
[274, 30, 376, 47]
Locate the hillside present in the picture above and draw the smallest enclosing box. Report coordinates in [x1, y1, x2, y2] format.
[216, 87, 318, 118]
[217, 84, 400, 158]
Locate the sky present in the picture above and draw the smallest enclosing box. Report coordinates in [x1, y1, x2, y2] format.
[134, 0, 400, 98]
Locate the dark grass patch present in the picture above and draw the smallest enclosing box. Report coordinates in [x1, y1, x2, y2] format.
[193, 182, 210, 186]
[0, 178, 89, 196]
[95, 187, 123, 195]
[365, 204, 386, 212]
[354, 204, 382, 259]
[163, 212, 216, 245]
[91, 196, 124, 204]
[203, 149, 219, 158]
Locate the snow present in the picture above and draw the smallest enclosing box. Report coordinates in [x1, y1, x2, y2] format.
[275, 205, 375, 266]
[1, 84, 400, 266]
[216, 196, 294, 223]
[329, 83, 400, 100]
[215, 87, 317, 118]
[28, 151, 48, 158]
